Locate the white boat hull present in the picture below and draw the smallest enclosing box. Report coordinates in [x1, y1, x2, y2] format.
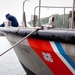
[5, 33, 75, 75]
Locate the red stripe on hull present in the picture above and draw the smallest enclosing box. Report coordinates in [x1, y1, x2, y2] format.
[28, 38, 73, 75]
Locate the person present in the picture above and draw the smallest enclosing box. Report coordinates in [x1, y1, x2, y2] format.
[0, 23, 5, 27]
[5, 13, 19, 27]
[68, 11, 72, 28]
[68, 11, 75, 28]
[0, 13, 19, 27]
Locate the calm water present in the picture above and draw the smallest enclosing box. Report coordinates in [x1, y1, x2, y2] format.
[0, 37, 26, 75]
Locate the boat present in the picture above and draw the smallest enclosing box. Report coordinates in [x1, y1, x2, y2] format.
[0, 0, 75, 75]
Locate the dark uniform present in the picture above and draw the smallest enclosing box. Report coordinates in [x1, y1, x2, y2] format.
[6, 14, 19, 27]
[0, 13, 19, 27]
[0, 23, 5, 27]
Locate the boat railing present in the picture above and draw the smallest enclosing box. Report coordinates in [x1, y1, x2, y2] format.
[22, 0, 74, 29]
[22, 0, 29, 27]
[32, 6, 73, 28]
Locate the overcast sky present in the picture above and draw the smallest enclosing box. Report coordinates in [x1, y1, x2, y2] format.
[0, 0, 73, 25]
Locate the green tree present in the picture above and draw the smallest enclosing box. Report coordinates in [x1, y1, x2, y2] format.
[28, 14, 68, 28]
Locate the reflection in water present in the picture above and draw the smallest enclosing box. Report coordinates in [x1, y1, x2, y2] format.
[0, 37, 26, 75]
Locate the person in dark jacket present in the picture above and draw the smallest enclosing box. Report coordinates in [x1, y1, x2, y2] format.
[0, 13, 19, 27]
[0, 23, 5, 27]
[5, 13, 19, 27]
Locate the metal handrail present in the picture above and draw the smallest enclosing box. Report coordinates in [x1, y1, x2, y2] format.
[34, 6, 73, 27]
[34, 6, 73, 15]
[22, 0, 28, 27]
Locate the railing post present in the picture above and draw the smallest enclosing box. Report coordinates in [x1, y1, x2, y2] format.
[22, 0, 28, 27]
[63, 8, 65, 27]
[38, 0, 41, 26]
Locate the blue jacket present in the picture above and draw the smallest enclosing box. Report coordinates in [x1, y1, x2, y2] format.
[0, 23, 5, 27]
[6, 15, 19, 27]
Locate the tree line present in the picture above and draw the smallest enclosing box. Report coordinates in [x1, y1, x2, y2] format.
[28, 14, 69, 28]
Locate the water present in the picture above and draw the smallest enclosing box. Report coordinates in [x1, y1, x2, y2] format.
[0, 36, 26, 75]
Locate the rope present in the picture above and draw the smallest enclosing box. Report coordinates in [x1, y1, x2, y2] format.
[0, 28, 40, 57]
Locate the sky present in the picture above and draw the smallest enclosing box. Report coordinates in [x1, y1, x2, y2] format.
[0, 0, 73, 25]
